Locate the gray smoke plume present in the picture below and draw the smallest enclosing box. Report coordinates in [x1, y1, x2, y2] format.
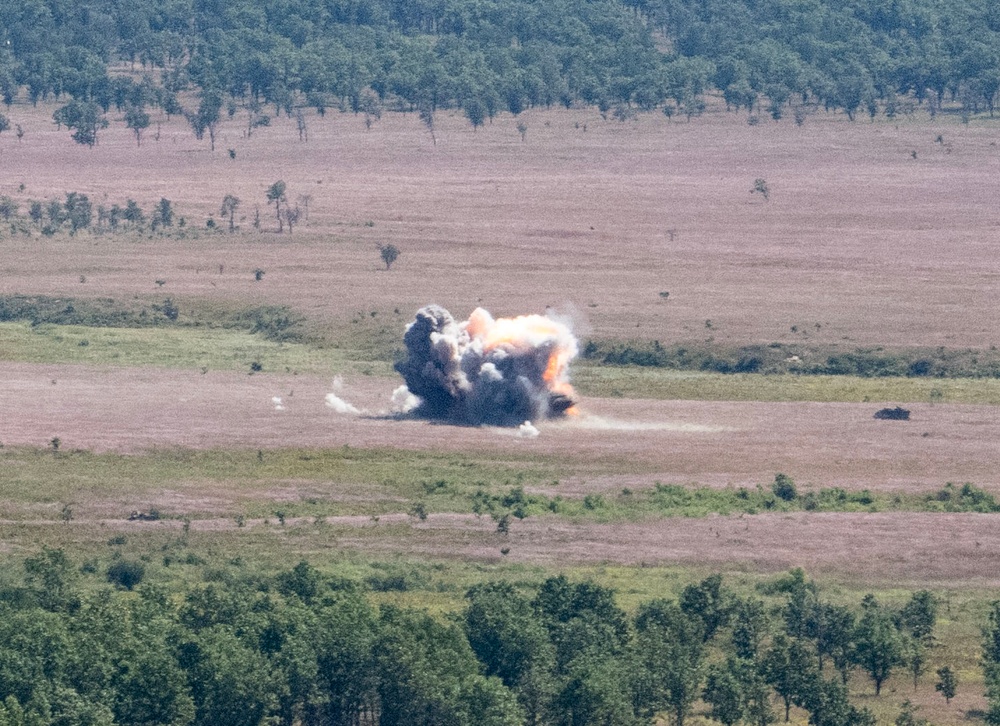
[394, 305, 579, 426]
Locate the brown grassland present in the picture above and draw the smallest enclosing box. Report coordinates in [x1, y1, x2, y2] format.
[1, 97, 999, 722]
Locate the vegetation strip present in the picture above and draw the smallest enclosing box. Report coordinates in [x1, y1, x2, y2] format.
[3, 447, 997, 525]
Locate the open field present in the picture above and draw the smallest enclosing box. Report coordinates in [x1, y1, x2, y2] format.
[2, 98, 999, 722]
[1, 100, 1000, 348]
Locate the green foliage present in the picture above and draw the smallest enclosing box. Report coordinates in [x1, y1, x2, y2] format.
[52, 101, 108, 147]
[635, 599, 704, 726]
[580, 339, 1000, 379]
[123, 104, 150, 146]
[771, 473, 797, 502]
[932, 482, 1000, 512]
[935, 666, 957, 703]
[105, 560, 145, 590]
[852, 595, 907, 695]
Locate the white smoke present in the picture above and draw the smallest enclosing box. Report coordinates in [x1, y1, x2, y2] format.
[391, 385, 420, 414]
[325, 376, 362, 415]
[516, 420, 540, 438]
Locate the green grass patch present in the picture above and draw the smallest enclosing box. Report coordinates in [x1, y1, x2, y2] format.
[0, 321, 342, 373]
[573, 365, 1000, 404]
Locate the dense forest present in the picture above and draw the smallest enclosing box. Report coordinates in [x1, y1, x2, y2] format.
[0, 551, 992, 726]
[0, 0, 999, 127]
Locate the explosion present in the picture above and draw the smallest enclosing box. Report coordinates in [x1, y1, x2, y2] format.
[394, 305, 579, 426]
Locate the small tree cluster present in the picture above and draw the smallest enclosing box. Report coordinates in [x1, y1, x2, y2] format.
[2, 194, 178, 238]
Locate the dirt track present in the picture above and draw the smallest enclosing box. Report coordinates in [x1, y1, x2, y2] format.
[2, 362, 998, 493]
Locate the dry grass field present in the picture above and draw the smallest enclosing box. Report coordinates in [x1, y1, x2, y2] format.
[1, 98, 999, 721]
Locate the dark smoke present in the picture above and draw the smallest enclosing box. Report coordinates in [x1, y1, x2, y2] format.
[393, 305, 578, 426]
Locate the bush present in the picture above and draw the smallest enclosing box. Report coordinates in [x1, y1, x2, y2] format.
[874, 407, 910, 420]
[772, 473, 798, 502]
[107, 560, 145, 590]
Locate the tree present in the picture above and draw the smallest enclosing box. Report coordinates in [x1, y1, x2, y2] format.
[124, 104, 150, 146]
[680, 574, 732, 642]
[763, 634, 816, 722]
[283, 206, 301, 235]
[64, 193, 93, 234]
[266, 181, 287, 232]
[899, 591, 938, 642]
[376, 606, 523, 726]
[465, 98, 486, 130]
[464, 582, 556, 724]
[154, 198, 174, 230]
[187, 90, 223, 151]
[29, 201, 43, 227]
[935, 666, 956, 704]
[634, 599, 704, 726]
[23, 547, 80, 612]
[179, 625, 281, 726]
[0, 196, 17, 221]
[0, 113, 9, 137]
[896, 699, 929, 726]
[814, 603, 855, 681]
[906, 637, 927, 690]
[852, 596, 906, 696]
[731, 597, 769, 661]
[53, 101, 109, 147]
[704, 663, 743, 726]
[380, 244, 400, 270]
[220, 195, 240, 232]
[123, 199, 145, 228]
[418, 103, 436, 145]
[801, 676, 875, 726]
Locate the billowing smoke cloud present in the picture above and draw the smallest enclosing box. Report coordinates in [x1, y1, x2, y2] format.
[393, 305, 579, 426]
[325, 376, 362, 415]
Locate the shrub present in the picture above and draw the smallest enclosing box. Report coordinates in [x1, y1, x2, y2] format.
[107, 560, 145, 590]
[874, 407, 910, 420]
[772, 473, 798, 502]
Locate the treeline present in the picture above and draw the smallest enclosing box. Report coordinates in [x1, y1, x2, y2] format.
[1, 0, 999, 127]
[0, 549, 989, 725]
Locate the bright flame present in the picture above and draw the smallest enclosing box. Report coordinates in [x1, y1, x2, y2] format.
[464, 308, 578, 408]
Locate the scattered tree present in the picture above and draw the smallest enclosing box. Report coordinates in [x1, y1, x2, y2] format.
[266, 181, 287, 232]
[379, 243, 400, 270]
[221, 195, 241, 232]
[853, 596, 906, 696]
[935, 666, 957, 704]
[124, 105, 150, 146]
[418, 103, 436, 145]
[153, 198, 174, 230]
[53, 100, 109, 147]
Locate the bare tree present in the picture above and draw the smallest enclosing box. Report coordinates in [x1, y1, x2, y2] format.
[282, 206, 301, 235]
[220, 195, 241, 232]
[296, 194, 313, 221]
[295, 108, 307, 141]
[418, 103, 435, 145]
